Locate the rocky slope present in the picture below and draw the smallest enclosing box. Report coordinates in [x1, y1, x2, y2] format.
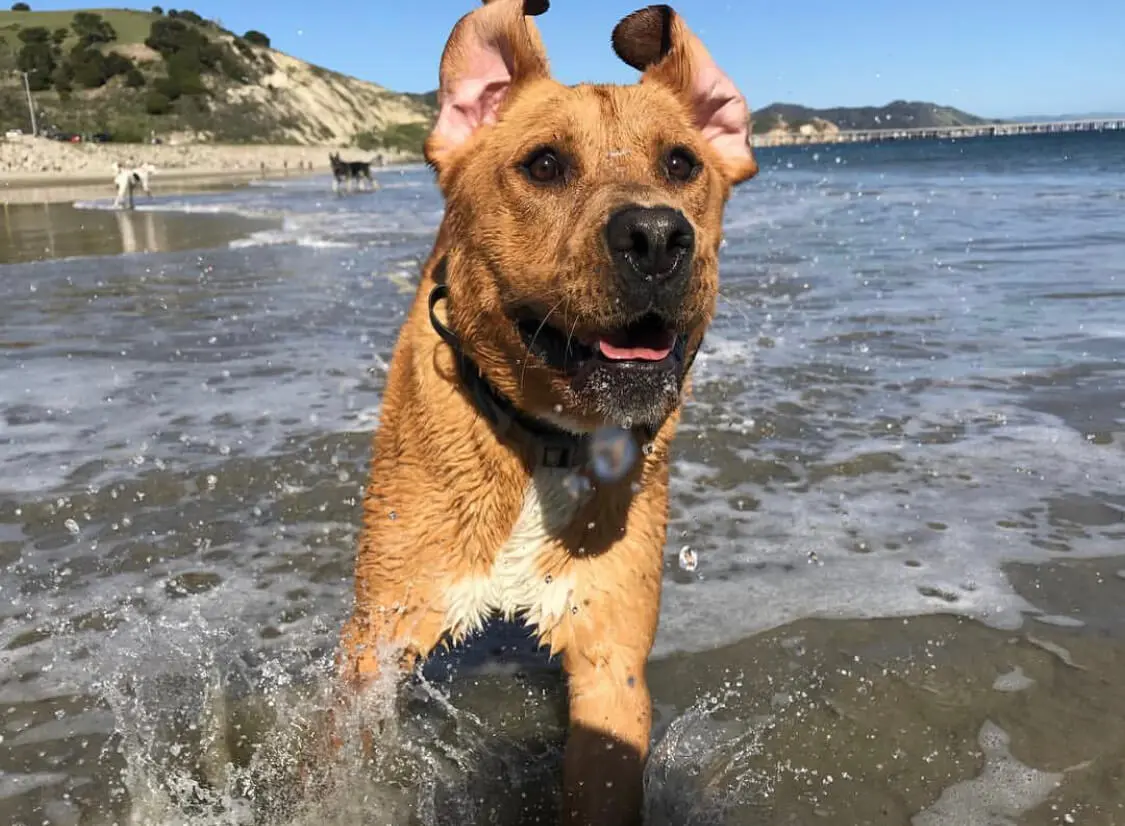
[0, 8, 435, 150]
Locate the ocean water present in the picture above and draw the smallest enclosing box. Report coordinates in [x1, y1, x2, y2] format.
[1, 131, 1124, 825]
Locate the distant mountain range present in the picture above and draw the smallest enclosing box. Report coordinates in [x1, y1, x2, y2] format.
[752, 100, 991, 135]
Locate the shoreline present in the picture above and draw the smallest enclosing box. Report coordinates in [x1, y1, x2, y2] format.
[1, 167, 317, 206]
[0, 136, 421, 205]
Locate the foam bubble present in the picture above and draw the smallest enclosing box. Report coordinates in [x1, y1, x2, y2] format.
[911, 721, 1062, 825]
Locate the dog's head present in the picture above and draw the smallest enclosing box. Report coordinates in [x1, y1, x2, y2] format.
[428, 1, 757, 431]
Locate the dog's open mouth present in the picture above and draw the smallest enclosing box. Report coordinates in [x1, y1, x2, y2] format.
[518, 312, 686, 373]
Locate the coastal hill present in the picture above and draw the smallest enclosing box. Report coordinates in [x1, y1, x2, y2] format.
[0, 6, 435, 150]
[755, 100, 991, 132]
[751, 100, 994, 144]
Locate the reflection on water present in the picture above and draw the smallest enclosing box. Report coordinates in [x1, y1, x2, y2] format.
[0, 201, 279, 265]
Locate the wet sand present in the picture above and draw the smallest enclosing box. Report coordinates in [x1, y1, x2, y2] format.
[0, 199, 280, 264]
[2, 556, 1122, 825]
[644, 556, 1125, 825]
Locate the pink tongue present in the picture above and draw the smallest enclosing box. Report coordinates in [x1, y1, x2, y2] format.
[596, 330, 676, 362]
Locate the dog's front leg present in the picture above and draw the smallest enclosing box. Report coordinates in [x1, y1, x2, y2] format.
[561, 647, 653, 826]
[337, 593, 447, 688]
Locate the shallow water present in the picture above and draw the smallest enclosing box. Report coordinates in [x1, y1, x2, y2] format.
[2, 131, 1124, 825]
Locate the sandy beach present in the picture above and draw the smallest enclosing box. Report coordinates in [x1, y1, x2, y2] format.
[0, 135, 411, 205]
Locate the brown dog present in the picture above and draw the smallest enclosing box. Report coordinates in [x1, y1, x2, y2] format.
[337, 1, 756, 823]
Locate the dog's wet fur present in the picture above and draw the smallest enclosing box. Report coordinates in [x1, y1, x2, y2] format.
[334, 2, 757, 824]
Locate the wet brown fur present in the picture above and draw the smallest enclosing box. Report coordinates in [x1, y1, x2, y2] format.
[337, 3, 756, 824]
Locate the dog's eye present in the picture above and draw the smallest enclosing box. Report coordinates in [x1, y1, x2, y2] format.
[523, 149, 565, 184]
[664, 147, 700, 183]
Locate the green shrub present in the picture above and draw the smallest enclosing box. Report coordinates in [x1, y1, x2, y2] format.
[51, 27, 69, 45]
[125, 67, 145, 88]
[67, 47, 111, 88]
[356, 122, 429, 154]
[166, 50, 206, 94]
[51, 63, 71, 90]
[110, 120, 146, 142]
[16, 39, 55, 88]
[354, 130, 378, 151]
[153, 74, 181, 100]
[71, 12, 116, 47]
[243, 29, 269, 48]
[11, 2, 31, 10]
[216, 45, 249, 82]
[144, 90, 172, 114]
[105, 52, 132, 77]
[145, 17, 223, 75]
[17, 25, 50, 44]
[167, 9, 205, 26]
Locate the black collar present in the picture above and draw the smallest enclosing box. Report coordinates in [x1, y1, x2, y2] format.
[427, 258, 594, 469]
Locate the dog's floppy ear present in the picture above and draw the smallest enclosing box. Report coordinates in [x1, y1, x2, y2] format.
[612, 5, 757, 184]
[425, 0, 551, 168]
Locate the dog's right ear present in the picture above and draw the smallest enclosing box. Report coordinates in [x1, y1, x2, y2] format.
[425, 0, 551, 169]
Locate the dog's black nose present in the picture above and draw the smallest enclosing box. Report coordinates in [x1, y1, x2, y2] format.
[606, 205, 695, 283]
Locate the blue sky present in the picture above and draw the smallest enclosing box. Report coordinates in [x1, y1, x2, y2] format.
[24, 1, 1125, 117]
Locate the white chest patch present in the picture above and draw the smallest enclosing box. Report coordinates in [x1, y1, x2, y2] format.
[444, 466, 583, 643]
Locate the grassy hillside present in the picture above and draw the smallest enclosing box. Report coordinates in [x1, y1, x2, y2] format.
[753, 100, 995, 134]
[0, 7, 436, 150]
[0, 7, 157, 49]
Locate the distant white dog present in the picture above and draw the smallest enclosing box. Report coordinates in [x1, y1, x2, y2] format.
[112, 161, 156, 209]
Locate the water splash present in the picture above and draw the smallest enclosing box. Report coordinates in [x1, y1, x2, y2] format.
[72, 607, 776, 826]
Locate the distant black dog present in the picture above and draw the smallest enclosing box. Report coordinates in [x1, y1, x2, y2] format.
[328, 152, 377, 193]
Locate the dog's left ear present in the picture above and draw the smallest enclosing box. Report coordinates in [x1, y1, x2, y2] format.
[425, 0, 551, 169]
[612, 5, 757, 184]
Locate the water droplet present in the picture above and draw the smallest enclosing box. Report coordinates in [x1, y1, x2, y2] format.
[588, 427, 638, 483]
[64, 518, 80, 536]
[678, 546, 698, 572]
[545, 574, 553, 584]
[388, 510, 397, 521]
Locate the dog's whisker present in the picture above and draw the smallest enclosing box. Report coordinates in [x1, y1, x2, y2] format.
[520, 297, 566, 391]
[563, 302, 581, 375]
